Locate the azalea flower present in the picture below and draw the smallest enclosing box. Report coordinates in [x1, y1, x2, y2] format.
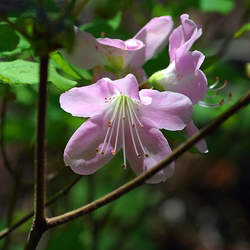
[60, 74, 193, 183]
[66, 16, 173, 84]
[148, 14, 208, 153]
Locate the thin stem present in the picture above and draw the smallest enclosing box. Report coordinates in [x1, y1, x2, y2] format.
[46, 90, 250, 228]
[35, 55, 49, 221]
[0, 176, 82, 241]
[0, 96, 16, 178]
[25, 55, 49, 250]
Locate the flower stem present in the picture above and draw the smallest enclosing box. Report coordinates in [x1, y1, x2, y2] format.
[25, 55, 49, 250]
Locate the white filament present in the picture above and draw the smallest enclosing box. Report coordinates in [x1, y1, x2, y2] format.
[99, 94, 147, 167]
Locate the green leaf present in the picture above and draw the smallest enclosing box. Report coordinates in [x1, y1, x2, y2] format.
[50, 51, 91, 81]
[107, 11, 122, 30]
[50, 65, 77, 91]
[234, 23, 250, 38]
[0, 24, 19, 52]
[0, 60, 76, 91]
[80, 12, 122, 38]
[200, 0, 235, 14]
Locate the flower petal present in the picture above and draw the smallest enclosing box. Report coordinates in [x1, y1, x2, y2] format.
[176, 50, 204, 75]
[139, 89, 193, 130]
[173, 51, 207, 104]
[65, 28, 107, 69]
[169, 14, 202, 62]
[60, 78, 116, 117]
[186, 120, 208, 153]
[64, 114, 118, 175]
[125, 126, 174, 184]
[132, 16, 173, 66]
[112, 74, 140, 100]
[97, 37, 145, 67]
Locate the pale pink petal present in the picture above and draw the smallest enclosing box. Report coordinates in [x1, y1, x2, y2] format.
[97, 37, 145, 67]
[168, 69, 207, 105]
[169, 14, 202, 62]
[65, 28, 107, 69]
[132, 16, 173, 66]
[64, 114, 118, 175]
[139, 90, 193, 130]
[186, 120, 208, 153]
[112, 74, 140, 100]
[173, 51, 207, 104]
[176, 50, 205, 75]
[130, 67, 147, 84]
[125, 126, 174, 184]
[60, 78, 116, 117]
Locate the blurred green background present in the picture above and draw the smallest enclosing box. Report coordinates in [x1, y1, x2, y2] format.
[0, 0, 250, 249]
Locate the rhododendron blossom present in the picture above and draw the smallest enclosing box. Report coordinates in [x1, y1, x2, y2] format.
[60, 74, 193, 183]
[66, 16, 173, 83]
[149, 14, 208, 153]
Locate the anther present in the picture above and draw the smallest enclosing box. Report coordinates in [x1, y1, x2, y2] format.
[111, 149, 115, 155]
[132, 123, 135, 127]
[101, 151, 105, 155]
[141, 125, 144, 128]
[219, 99, 224, 105]
[229, 92, 232, 98]
[122, 163, 126, 169]
[145, 153, 149, 158]
[123, 116, 126, 120]
[96, 148, 99, 153]
[137, 153, 141, 158]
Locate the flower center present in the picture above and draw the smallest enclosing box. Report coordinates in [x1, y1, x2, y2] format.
[96, 94, 148, 168]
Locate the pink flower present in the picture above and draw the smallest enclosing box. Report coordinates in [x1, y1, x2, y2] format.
[60, 74, 193, 184]
[66, 16, 173, 83]
[148, 14, 208, 153]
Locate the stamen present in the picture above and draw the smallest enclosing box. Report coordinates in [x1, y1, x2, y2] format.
[100, 97, 120, 154]
[104, 99, 122, 154]
[208, 76, 220, 89]
[128, 99, 144, 128]
[127, 99, 148, 157]
[126, 99, 140, 157]
[200, 77, 231, 109]
[113, 99, 123, 155]
[121, 96, 126, 168]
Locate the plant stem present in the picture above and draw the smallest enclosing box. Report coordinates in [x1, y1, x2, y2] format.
[25, 55, 49, 250]
[0, 95, 16, 178]
[46, 90, 250, 228]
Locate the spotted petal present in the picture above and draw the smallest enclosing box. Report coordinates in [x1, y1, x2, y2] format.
[60, 78, 116, 117]
[64, 114, 121, 175]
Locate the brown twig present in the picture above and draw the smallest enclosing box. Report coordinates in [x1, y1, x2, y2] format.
[0, 96, 16, 178]
[46, 91, 250, 228]
[24, 55, 49, 250]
